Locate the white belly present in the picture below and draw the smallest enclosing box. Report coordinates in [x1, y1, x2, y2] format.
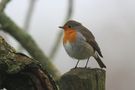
[63, 40, 94, 60]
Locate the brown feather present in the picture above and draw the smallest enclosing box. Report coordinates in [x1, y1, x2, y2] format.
[75, 26, 103, 57]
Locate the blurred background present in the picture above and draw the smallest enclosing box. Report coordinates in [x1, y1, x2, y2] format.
[1, 0, 135, 90]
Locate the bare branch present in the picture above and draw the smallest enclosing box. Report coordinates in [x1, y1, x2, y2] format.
[0, 0, 10, 13]
[23, 0, 37, 32]
[18, 0, 37, 51]
[0, 13, 60, 79]
[0, 0, 10, 45]
[49, 0, 74, 59]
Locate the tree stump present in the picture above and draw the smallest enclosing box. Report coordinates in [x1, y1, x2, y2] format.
[0, 36, 58, 90]
[59, 68, 106, 90]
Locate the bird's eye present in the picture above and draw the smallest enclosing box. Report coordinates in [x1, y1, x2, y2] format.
[68, 25, 72, 28]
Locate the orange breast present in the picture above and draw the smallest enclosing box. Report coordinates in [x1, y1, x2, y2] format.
[63, 29, 77, 44]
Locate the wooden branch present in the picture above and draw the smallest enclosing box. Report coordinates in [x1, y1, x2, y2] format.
[0, 13, 60, 79]
[0, 36, 57, 90]
[18, 0, 37, 51]
[59, 68, 106, 90]
[0, 0, 10, 13]
[49, 0, 74, 59]
[23, 0, 37, 31]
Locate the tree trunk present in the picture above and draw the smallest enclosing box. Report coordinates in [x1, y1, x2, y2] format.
[0, 36, 57, 90]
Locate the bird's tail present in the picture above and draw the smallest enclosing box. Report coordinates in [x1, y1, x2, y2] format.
[94, 55, 106, 68]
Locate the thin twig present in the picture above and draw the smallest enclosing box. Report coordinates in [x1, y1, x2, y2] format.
[18, 0, 37, 51]
[23, 0, 37, 31]
[49, 0, 74, 59]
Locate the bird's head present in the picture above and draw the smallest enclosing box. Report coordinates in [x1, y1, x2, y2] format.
[59, 20, 82, 31]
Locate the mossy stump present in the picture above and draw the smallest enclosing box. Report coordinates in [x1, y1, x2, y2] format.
[59, 68, 106, 90]
[0, 36, 58, 90]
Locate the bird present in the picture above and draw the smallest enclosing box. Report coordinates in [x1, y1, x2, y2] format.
[59, 20, 106, 68]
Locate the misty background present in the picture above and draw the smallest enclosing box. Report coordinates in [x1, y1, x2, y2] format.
[2, 0, 135, 90]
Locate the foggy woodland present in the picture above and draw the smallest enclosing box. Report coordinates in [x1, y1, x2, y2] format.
[0, 0, 135, 90]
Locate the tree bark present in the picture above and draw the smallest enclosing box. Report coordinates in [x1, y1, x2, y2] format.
[0, 36, 57, 90]
[59, 68, 106, 90]
[1, 63, 58, 90]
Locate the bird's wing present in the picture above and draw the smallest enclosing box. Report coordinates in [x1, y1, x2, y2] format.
[76, 26, 103, 57]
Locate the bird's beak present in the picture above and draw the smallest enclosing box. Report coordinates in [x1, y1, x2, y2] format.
[59, 26, 64, 29]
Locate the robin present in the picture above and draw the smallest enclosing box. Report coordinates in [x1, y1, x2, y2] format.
[59, 20, 106, 68]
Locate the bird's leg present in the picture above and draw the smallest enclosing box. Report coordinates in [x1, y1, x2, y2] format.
[75, 60, 80, 68]
[85, 57, 90, 68]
